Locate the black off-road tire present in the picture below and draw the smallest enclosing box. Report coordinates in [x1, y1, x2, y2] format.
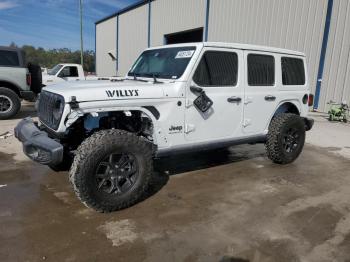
[69, 129, 154, 212]
[266, 113, 305, 164]
[27, 63, 42, 94]
[0, 87, 21, 120]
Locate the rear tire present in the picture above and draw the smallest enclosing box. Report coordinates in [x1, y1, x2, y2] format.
[266, 113, 305, 164]
[0, 87, 21, 120]
[69, 129, 154, 212]
[27, 63, 42, 94]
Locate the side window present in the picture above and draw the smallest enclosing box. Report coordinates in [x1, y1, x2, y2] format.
[281, 57, 305, 85]
[0, 50, 20, 67]
[69, 66, 79, 77]
[59, 66, 78, 77]
[193, 51, 238, 86]
[248, 54, 275, 86]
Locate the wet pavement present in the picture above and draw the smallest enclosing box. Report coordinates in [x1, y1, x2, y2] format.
[1, 142, 350, 262]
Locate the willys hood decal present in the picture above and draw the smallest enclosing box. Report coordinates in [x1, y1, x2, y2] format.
[42, 80, 166, 102]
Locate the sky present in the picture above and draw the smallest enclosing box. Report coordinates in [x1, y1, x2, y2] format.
[0, 0, 139, 51]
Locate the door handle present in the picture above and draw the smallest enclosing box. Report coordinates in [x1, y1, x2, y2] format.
[265, 95, 276, 101]
[227, 96, 242, 103]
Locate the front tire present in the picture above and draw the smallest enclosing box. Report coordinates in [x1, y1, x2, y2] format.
[69, 129, 154, 212]
[0, 87, 21, 120]
[266, 113, 305, 164]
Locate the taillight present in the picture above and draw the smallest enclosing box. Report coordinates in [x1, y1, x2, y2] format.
[308, 94, 314, 106]
[26, 73, 31, 86]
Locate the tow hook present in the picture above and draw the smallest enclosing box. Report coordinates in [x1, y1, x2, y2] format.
[68, 96, 79, 109]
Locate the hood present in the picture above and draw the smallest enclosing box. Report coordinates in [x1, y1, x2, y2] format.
[42, 74, 56, 85]
[42, 79, 166, 102]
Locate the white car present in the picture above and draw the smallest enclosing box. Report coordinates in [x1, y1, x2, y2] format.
[15, 42, 314, 212]
[42, 63, 118, 86]
[42, 63, 86, 86]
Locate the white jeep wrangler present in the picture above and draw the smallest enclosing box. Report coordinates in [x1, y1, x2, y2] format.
[15, 42, 314, 212]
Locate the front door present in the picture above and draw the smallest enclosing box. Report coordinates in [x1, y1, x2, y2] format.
[58, 66, 80, 81]
[185, 48, 244, 142]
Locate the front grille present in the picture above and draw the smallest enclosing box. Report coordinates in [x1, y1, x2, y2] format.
[38, 91, 64, 130]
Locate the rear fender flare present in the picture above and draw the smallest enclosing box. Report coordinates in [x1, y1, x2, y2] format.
[264, 100, 301, 132]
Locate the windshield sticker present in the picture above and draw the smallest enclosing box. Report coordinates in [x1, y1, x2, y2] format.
[175, 50, 195, 59]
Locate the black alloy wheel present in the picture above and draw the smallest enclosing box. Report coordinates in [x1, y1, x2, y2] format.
[282, 127, 302, 154]
[96, 153, 139, 196]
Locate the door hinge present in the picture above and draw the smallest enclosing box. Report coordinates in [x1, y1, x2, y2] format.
[185, 124, 195, 134]
[243, 119, 251, 127]
[185, 99, 193, 108]
[244, 96, 253, 105]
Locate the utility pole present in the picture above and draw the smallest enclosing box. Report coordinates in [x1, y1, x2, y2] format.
[79, 0, 84, 67]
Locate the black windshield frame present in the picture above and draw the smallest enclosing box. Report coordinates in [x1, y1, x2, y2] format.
[128, 46, 196, 79]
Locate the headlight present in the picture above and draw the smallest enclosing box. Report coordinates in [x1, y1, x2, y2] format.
[53, 99, 64, 120]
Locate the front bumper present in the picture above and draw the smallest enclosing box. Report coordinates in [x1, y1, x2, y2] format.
[304, 117, 314, 131]
[14, 118, 63, 165]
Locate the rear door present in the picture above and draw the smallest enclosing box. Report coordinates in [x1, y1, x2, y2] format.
[243, 51, 278, 134]
[185, 47, 244, 142]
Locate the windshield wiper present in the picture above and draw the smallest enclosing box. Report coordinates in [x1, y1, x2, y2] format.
[139, 73, 164, 84]
[152, 74, 163, 84]
[130, 73, 148, 82]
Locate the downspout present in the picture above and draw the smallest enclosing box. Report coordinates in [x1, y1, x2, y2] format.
[314, 0, 334, 110]
[204, 0, 210, 41]
[116, 15, 119, 74]
[148, 0, 151, 47]
[94, 23, 97, 74]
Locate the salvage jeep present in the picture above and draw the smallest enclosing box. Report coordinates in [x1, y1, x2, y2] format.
[15, 42, 314, 212]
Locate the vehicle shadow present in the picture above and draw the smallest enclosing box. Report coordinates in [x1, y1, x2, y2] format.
[143, 144, 266, 200]
[13, 102, 37, 120]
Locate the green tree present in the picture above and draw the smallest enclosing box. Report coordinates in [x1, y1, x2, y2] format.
[12, 43, 95, 72]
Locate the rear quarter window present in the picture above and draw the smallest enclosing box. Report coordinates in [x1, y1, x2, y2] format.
[281, 57, 305, 85]
[0, 50, 20, 67]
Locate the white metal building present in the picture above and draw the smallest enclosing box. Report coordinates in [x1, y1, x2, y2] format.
[95, 0, 350, 111]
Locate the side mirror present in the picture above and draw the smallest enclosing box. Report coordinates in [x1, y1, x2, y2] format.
[190, 85, 203, 94]
[190, 85, 213, 113]
[193, 92, 213, 113]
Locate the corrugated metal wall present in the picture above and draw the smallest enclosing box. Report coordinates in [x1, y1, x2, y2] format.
[208, 0, 328, 109]
[118, 5, 149, 75]
[96, 17, 117, 76]
[320, 0, 350, 111]
[150, 0, 206, 46]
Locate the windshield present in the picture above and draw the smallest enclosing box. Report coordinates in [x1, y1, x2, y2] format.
[49, 64, 63, 75]
[128, 46, 196, 79]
